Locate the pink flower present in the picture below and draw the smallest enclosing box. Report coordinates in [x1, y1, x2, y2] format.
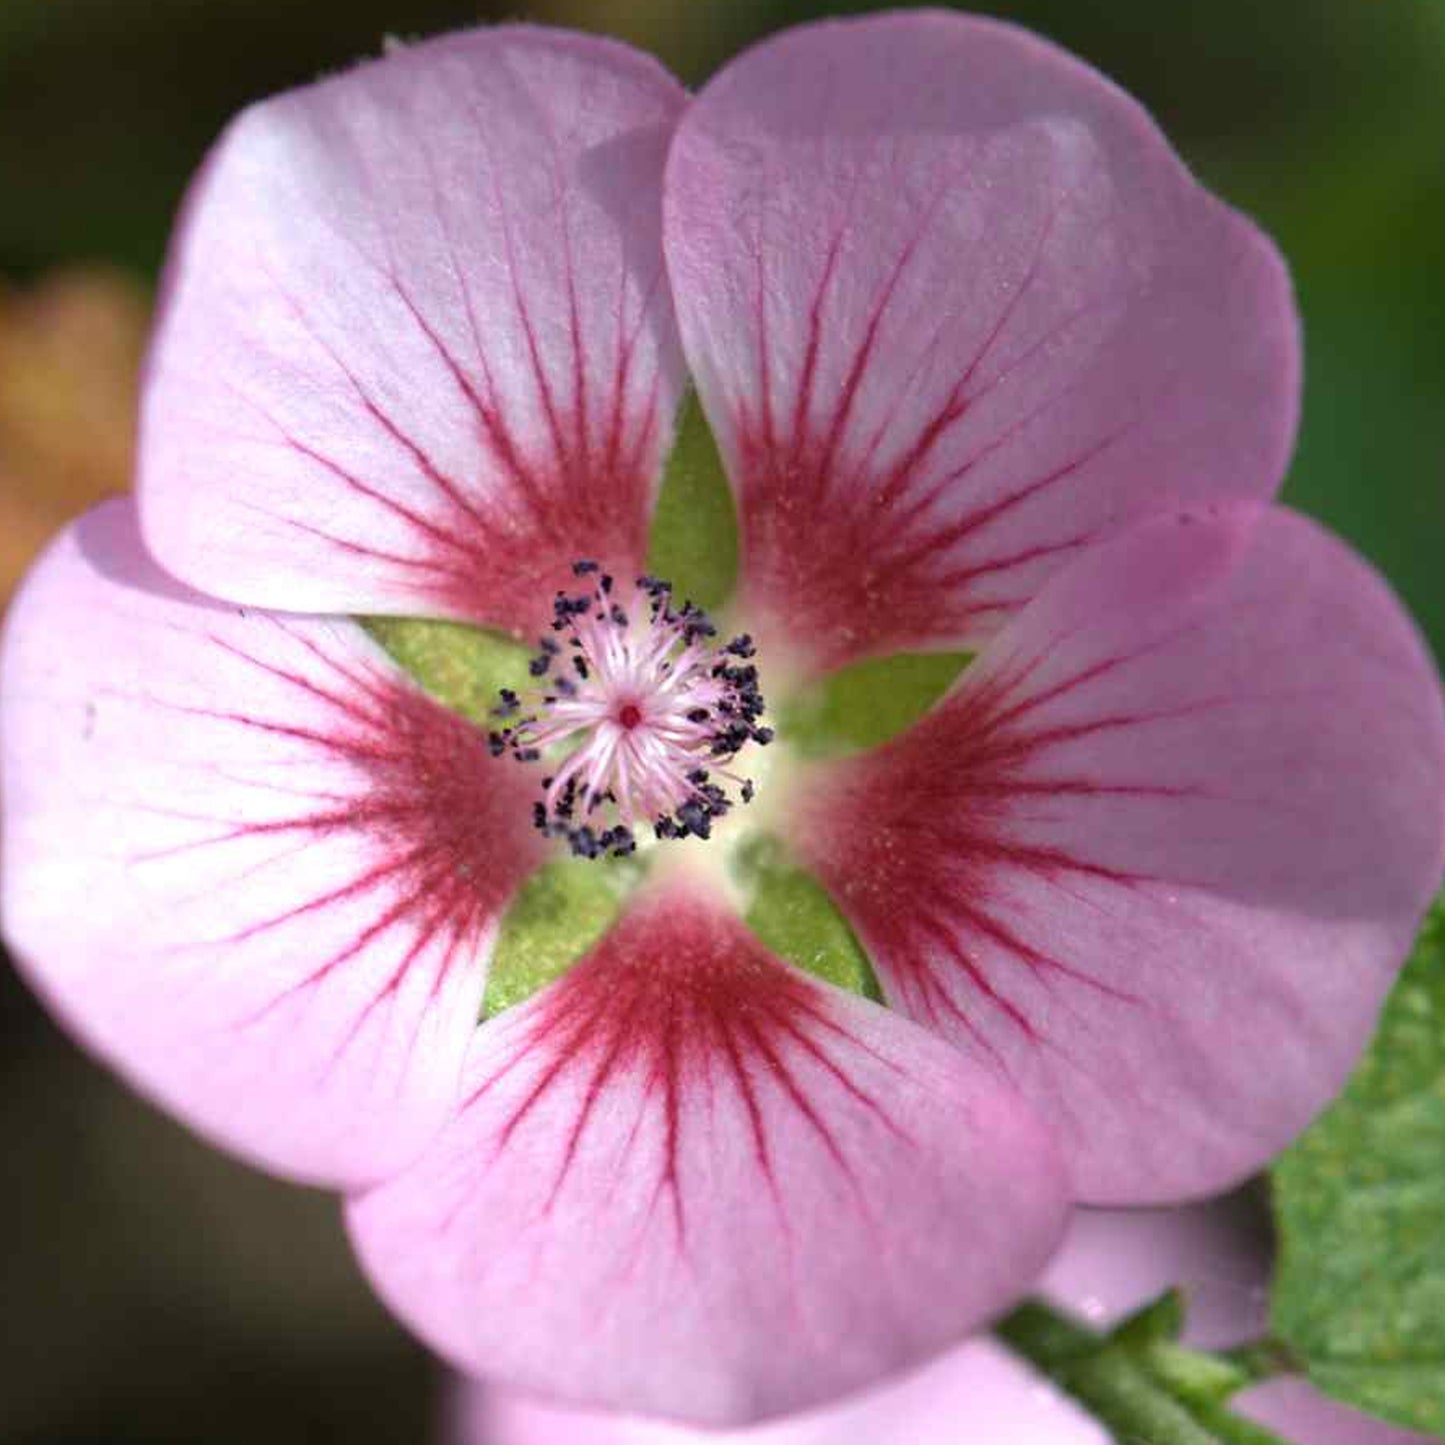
[449, 1199, 1443, 1445]
[4, 10, 1444, 1429]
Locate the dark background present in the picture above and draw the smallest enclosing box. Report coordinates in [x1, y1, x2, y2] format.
[2, 2, 1443, 1440]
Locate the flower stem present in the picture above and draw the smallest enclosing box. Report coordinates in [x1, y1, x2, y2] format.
[994, 1296, 1298, 1445]
[1216, 1336, 1305, 1383]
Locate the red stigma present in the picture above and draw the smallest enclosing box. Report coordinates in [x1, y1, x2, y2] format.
[618, 702, 643, 730]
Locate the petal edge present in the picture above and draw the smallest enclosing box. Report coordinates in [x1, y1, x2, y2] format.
[665, 11, 1300, 672]
[2, 500, 545, 1187]
[140, 26, 689, 631]
[790, 503, 1445, 1201]
[347, 880, 1068, 1426]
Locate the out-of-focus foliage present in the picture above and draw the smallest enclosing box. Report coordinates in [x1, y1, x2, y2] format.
[0, 0, 494, 276]
[0, 269, 146, 602]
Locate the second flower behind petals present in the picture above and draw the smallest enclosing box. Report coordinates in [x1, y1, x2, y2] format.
[489, 562, 772, 860]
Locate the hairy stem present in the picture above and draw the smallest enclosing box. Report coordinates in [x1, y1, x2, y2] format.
[995, 1296, 1297, 1445]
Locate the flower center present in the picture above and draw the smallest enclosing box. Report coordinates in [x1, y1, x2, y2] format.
[489, 562, 771, 860]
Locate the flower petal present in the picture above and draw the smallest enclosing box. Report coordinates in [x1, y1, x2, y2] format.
[664, 12, 1299, 673]
[346, 879, 1068, 1426]
[1, 500, 545, 1187]
[788, 504, 1445, 1202]
[1241, 1380, 1442, 1445]
[452, 1195, 1440, 1445]
[139, 27, 688, 630]
[1037, 1194, 1271, 1346]
[444, 1194, 1271, 1445]
[449, 1338, 1108, 1445]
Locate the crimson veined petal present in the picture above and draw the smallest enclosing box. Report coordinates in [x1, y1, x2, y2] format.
[139, 26, 688, 631]
[788, 503, 1445, 1203]
[0, 500, 546, 1188]
[346, 879, 1068, 1427]
[664, 11, 1300, 674]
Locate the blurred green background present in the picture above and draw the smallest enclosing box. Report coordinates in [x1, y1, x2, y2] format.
[1, 1, 1442, 1441]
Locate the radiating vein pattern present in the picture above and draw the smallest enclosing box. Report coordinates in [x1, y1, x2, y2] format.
[348, 881, 1069, 1423]
[467, 888, 907, 1242]
[0, 500, 546, 1183]
[141, 30, 689, 630]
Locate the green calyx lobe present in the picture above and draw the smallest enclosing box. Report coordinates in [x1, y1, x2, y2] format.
[733, 836, 881, 1001]
[475, 836, 881, 1019]
[645, 392, 738, 612]
[481, 857, 636, 1018]
[360, 393, 963, 1013]
[362, 614, 532, 729]
[778, 649, 971, 758]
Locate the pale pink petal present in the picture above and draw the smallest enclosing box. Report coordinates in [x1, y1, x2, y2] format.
[139, 28, 687, 630]
[665, 12, 1299, 674]
[347, 880, 1068, 1427]
[1, 500, 545, 1187]
[1039, 1194, 1270, 1346]
[451, 1198, 1440, 1445]
[448, 1337, 1108, 1445]
[789, 504, 1445, 1202]
[1240, 1380, 1442, 1445]
[452, 1194, 1384, 1445]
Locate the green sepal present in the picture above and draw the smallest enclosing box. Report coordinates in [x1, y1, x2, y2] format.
[646, 391, 738, 612]
[735, 835, 882, 1000]
[779, 650, 972, 758]
[1109, 1290, 1269, 1407]
[362, 614, 531, 726]
[481, 857, 638, 1018]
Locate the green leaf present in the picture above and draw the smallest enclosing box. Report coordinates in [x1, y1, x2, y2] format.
[778, 650, 972, 758]
[1270, 892, 1445, 1437]
[997, 1293, 1292, 1445]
